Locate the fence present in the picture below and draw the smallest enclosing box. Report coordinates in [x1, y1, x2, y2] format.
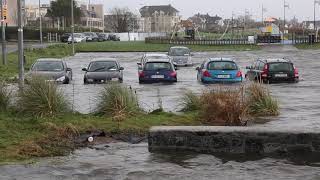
[145, 37, 254, 45]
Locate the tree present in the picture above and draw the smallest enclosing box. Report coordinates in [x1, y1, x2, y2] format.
[46, 0, 82, 27]
[106, 7, 139, 33]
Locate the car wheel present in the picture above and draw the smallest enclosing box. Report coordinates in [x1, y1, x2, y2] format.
[63, 77, 70, 84]
[84, 78, 88, 84]
[139, 80, 144, 84]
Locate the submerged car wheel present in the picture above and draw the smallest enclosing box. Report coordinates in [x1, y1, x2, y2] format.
[63, 77, 70, 84]
[84, 78, 88, 84]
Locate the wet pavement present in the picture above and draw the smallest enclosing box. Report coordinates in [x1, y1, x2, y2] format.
[2, 45, 320, 179]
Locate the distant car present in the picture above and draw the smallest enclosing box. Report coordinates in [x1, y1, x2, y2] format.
[138, 59, 178, 83]
[97, 33, 109, 42]
[196, 58, 243, 83]
[82, 58, 124, 84]
[83, 32, 99, 42]
[168, 46, 193, 66]
[27, 58, 72, 84]
[138, 53, 172, 70]
[246, 58, 299, 83]
[108, 34, 120, 41]
[68, 33, 86, 43]
[61, 33, 71, 43]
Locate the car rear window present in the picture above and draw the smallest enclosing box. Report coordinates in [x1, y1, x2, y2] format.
[207, 61, 238, 70]
[268, 63, 293, 71]
[169, 48, 190, 56]
[32, 61, 64, 72]
[88, 61, 118, 72]
[144, 62, 172, 71]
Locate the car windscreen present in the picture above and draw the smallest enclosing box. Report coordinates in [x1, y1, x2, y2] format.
[146, 55, 169, 59]
[88, 61, 118, 72]
[32, 61, 64, 71]
[169, 48, 190, 56]
[207, 61, 238, 70]
[144, 62, 172, 71]
[268, 63, 293, 72]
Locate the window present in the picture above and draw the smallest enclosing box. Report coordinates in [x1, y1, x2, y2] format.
[144, 62, 172, 71]
[269, 63, 293, 71]
[88, 61, 118, 72]
[207, 61, 238, 70]
[32, 61, 64, 72]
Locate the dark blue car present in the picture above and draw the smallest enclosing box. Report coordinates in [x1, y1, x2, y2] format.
[196, 58, 243, 83]
[138, 59, 177, 83]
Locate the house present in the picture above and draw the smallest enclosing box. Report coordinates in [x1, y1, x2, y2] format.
[139, 5, 181, 32]
[80, 4, 104, 31]
[188, 13, 222, 32]
[0, 0, 26, 26]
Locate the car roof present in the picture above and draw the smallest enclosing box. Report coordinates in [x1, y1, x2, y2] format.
[90, 58, 118, 62]
[145, 53, 168, 57]
[36, 58, 63, 62]
[145, 58, 171, 63]
[170, 46, 190, 49]
[259, 58, 291, 63]
[207, 58, 235, 62]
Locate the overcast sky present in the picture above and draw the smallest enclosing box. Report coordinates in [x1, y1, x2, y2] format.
[26, 0, 319, 21]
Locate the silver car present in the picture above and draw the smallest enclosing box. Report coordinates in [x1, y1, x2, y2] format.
[27, 58, 73, 84]
[82, 58, 124, 84]
[168, 46, 193, 66]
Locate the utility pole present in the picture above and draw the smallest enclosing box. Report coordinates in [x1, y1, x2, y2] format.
[283, 0, 289, 34]
[1, 0, 7, 65]
[314, 0, 320, 33]
[39, 0, 42, 44]
[262, 4, 267, 25]
[17, 0, 24, 89]
[71, 0, 75, 55]
[88, 0, 91, 32]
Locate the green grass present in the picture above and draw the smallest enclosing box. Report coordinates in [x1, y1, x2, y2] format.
[0, 111, 199, 164]
[295, 43, 320, 49]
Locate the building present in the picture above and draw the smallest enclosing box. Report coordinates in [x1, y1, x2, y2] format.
[139, 5, 180, 32]
[0, 0, 26, 26]
[302, 21, 320, 30]
[80, 4, 104, 31]
[25, 4, 50, 27]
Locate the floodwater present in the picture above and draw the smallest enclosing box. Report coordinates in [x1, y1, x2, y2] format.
[1, 45, 320, 179]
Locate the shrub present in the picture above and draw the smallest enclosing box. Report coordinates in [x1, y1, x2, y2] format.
[246, 83, 279, 116]
[97, 83, 141, 121]
[18, 76, 70, 118]
[0, 81, 11, 112]
[199, 87, 248, 126]
[181, 91, 201, 112]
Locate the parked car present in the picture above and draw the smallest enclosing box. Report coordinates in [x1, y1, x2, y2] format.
[168, 46, 193, 66]
[61, 33, 71, 43]
[83, 32, 99, 42]
[27, 58, 72, 84]
[97, 33, 109, 42]
[82, 58, 124, 84]
[138, 53, 172, 70]
[196, 58, 243, 83]
[108, 34, 120, 41]
[138, 59, 178, 83]
[67, 33, 86, 43]
[246, 58, 299, 83]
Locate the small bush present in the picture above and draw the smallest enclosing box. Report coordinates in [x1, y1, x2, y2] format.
[199, 87, 248, 126]
[0, 81, 11, 112]
[181, 91, 201, 112]
[97, 83, 141, 121]
[18, 76, 70, 118]
[246, 83, 279, 116]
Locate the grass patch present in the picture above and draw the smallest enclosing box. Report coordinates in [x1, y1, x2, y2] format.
[0, 81, 11, 112]
[18, 76, 70, 118]
[294, 43, 320, 49]
[181, 91, 201, 112]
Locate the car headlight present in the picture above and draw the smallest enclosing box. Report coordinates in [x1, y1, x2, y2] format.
[56, 76, 66, 82]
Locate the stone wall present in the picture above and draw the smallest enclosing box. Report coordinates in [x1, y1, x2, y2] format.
[148, 126, 320, 156]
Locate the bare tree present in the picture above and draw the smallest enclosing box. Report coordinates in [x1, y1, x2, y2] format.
[106, 7, 139, 33]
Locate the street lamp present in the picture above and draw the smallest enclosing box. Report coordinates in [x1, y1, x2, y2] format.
[88, 0, 91, 32]
[39, 0, 43, 44]
[71, 0, 75, 55]
[283, 0, 289, 34]
[17, 0, 24, 89]
[1, 0, 7, 65]
[314, 0, 320, 32]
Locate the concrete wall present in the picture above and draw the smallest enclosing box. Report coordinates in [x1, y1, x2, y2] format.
[148, 126, 320, 156]
[114, 32, 167, 41]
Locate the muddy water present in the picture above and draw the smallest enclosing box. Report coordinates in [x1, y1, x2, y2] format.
[2, 46, 320, 179]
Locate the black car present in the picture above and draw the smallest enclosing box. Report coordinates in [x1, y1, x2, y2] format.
[246, 58, 299, 83]
[108, 34, 120, 41]
[61, 33, 71, 43]
[97, 33, 109, 42]
[83, 32, 99, 42]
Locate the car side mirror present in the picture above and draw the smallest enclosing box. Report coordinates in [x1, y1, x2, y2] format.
[82, 68, 88, 71]
[119, 67, 124, 70]
[66, 67, 72, 71]
[174, 66, 178, 70]
[137, 62, 142, 66]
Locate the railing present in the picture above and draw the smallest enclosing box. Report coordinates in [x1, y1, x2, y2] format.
[145, 37, 254, 45]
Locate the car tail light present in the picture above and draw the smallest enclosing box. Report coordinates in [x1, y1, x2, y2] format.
[170, 71, 177, 78]
[236, 71, 242, 77]
[203, 70, 211, 77]
[294, 67, 299, 78]
[139, 71, 145, 78]
[261, 64, 268, 78]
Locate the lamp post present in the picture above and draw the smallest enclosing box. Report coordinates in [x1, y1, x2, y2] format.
[1, 0, 6, 65]
[17, 0, 24, 89]
[39, 0, 42, 44]
[283, 0, 289, 34]
[71, 0, 75, 55]
[89, 0, 91, 32]
[314, 0, 320, 33]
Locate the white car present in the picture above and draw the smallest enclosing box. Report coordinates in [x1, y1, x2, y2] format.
[68, 33, 86, 43]
[168, 46, 193, 66]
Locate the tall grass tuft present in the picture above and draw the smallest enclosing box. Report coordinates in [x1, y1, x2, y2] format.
[97, 83, 141, 123]
[18, 76, 70, 118]
[246, 83, 279, 116]
[199, 87, 248, 126]
[181, 90, 201, 112]
[0, 81, 11, 112]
